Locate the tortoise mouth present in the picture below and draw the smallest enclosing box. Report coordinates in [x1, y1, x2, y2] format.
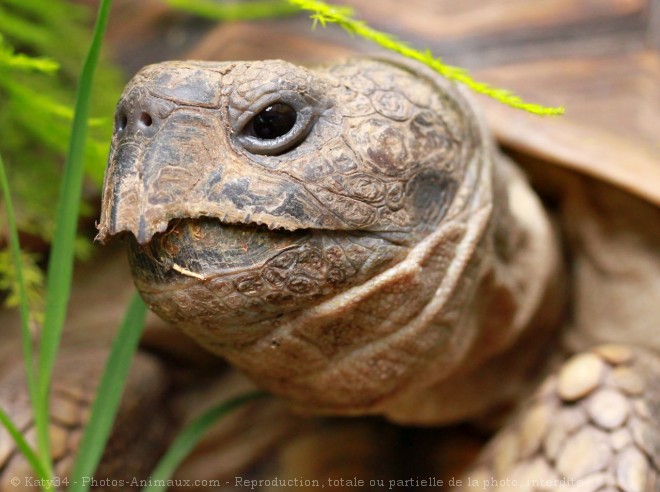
[126, 216, 409, 332]
[128, 217, 310, 286]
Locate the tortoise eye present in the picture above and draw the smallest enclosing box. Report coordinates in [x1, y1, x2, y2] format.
[251, 103, 297, 140]
[237, 97, 315, 156]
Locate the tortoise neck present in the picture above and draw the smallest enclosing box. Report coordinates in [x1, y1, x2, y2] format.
[475, 154, 566, 363]
[380, 153, 567, 425]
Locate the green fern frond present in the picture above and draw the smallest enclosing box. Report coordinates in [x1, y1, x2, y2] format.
[287, 0, 565, 116]
[0, 0, 123, 249]
[0, 34, 59, 73]
[0, 249, 45, 327]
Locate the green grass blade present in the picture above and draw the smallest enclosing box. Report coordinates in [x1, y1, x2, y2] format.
[67, 293, 147, 492]
[0, 408, 49, 482]
[164, 0, 299, 21]
[142, 391, 267, 492]
[35, 0, 113, 473]
[0, 151, 38, 419]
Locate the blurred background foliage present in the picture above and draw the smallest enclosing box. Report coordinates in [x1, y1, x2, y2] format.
[0, 0, 124, 315]
[0, 0, 300, 317]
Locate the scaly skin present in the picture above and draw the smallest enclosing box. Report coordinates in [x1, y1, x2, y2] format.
[464, 344, 660, 492]
[98, 57, 562, 423]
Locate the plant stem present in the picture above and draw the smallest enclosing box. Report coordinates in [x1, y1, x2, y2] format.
[35, 0, 113, 477]
[164, 0, 299, 20]
[0, 408, 49, 482]
[0, 151, 37, 417]
[0, 150, 47, 482]
[287, 0, 565, 115]
[142, 391, 268, 492]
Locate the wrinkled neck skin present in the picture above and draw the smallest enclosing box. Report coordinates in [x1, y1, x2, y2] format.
[215, 147, 562, 425]
[108, 58, 563, 425]
[137, 142, 562, 426]
[377, 152, 565, 424]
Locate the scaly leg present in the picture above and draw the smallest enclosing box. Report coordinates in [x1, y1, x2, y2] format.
[461, 344, 659, 492]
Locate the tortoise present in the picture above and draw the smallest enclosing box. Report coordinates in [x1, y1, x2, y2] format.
[1, 2, 659, 491]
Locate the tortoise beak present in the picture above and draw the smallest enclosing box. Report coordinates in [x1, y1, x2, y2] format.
[96, 77, 348, 245]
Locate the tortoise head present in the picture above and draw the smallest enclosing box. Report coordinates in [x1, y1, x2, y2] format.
[98, 57, 498, 418]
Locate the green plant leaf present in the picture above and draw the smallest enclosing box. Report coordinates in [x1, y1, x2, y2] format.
[2, 78, 74, 120]
[68, 293, 148, 492]
[0, 408, 49, 483]
[164, 0, 299, 21]
[0, 150, 37, 418]
[0, 34, 59, 73]
[35, 0, 114, 475]
[0, 0, 123, 256]
[142, 391, 268, 492]
[0, 4, 53, 49]
[0, 249, 45, 327]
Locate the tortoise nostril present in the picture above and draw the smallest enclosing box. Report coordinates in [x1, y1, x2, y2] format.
[117, 113, 128, 132]
[139, 112, 153, 128]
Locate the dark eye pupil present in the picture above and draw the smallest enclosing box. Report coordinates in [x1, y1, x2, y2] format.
[252, 103, 297, 140]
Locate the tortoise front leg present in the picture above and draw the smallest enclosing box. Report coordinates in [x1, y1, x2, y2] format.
[462, 344, 659, 492]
